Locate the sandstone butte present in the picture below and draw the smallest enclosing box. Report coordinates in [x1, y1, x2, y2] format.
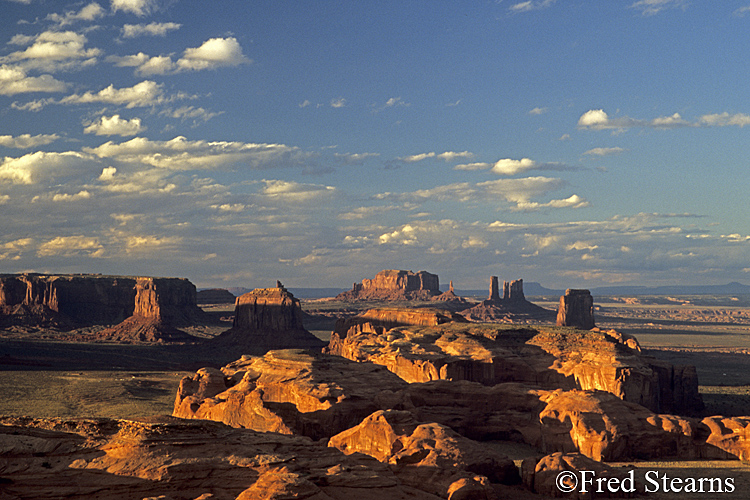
[336, 269, 441, 301]
[0, 273, 205, 342]
[209, 282, 325, 355]
[325, 308, 701, 415]
[459, 277, 556, 323]
[196, 288, 236, 304]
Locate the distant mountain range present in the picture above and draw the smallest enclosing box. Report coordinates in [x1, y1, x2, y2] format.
[212, 281, 750, 299]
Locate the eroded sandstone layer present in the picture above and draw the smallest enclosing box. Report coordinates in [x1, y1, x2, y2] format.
[0, 416, 456, 500]
[210, 284, 325, 354]
[336, 269, 441, 301]
[326, 317, 702, 414]
[196, 288, 236, 304]
[0, 274, 205, 342]
[173, 349, 750, 464]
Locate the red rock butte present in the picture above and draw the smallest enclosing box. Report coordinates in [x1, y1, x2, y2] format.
[336, 269, 441, 301]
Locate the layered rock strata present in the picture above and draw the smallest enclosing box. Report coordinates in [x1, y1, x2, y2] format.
[0, 273, 205, 342]
[326, 318, 702, 414]
[210, 284, 325, 354]
[557, 288, 595, 329]
[336, 269, 441, 301]
[0, 416, 450, 500]
[173, 349, 747, 463]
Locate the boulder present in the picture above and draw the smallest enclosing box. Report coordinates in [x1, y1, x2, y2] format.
[326, 320, 703, 414]
[557, 289, 595, 329]
[210, 283, 325, 355]
[0, 416, 445, 500]
[173, 349, 407, 440]
[336, 270, 441, 301]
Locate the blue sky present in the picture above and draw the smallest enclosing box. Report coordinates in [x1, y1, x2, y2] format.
[2, 0, 750, 290]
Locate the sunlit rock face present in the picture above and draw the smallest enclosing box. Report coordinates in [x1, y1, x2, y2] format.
[557, 288, 595, 329]
[209, 283, 325, 354]
[336, 269, 441, 301]
[326, 319, 703, 415]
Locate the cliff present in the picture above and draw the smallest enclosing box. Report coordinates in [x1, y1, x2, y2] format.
[196, 288, 236, 304]
[0, 273, 205, 342]
[210, 283, 325, 354]
[335, 269, 441, 301]
[557, 288, 596, 329]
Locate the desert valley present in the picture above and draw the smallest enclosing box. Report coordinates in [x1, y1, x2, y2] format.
[2, 270, 750, 499]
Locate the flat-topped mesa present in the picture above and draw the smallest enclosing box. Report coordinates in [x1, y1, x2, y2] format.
[330, 307, 467, 344]
[196, 288, 236, 304]
[211, 282, 325, 354]
[335, 269, 440, 301]
[556, 289, 595, 329]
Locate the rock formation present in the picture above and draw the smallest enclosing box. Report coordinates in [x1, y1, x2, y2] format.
[96, 277, 206, 343]
[333, 307, 467, 340]
[210, 283, 325, 354]
[336, 269, 441, 301]
[196, 288, 236, 304]
[0, 416, 451, 500]
[431, 280, 468, 306]
[460, 277, 555, 323]
[0, 273, 206, 342]
[326, 316, 702, 414]
[329, 409, 520, 497]
[557, 288, 595, 329]
[174, 349, 407, 440]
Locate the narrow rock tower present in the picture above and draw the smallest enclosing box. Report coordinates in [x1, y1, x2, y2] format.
[556, 289, 595, 329]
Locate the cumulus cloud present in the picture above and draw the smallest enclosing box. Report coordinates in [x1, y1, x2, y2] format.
[59, 80, 169, 108]
[108, 37, 250, 75]
[46, 2, 106, 26]
[0, 64, 68, 95]
[111, 0, 158, 16]
[3, 31, 101, 72]
[121, 22, 181, 38]
[85, 136, 306, 171]
[330, 97, 347, 108]
[491, 158, 537, 175]
[83, 115, 146, 136]
[52, 190, 91, 202]
[454, 162, 492, 171]
[580, 108, 750, 131]
[0, 151, 94, 184]
[0, 133, 60, 148]
[37, 235, 104, 257]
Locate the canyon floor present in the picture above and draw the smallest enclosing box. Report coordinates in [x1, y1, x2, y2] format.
[3, 295, 750, 498]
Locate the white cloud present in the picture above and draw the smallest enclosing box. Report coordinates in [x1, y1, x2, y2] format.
[260, 179, 336, 202]
[0, 64, 68, 95]
[176, 37, 251, 71]
[491, 158, 537, 175]
[331, 97, 347, 108]
[630, 0, 687, 16]
[0, 151, 94, 184]
[0, 133, 60, 148]
[46, 2, 106, 26]
[2, 31, 101, 72]
[163, 106, 222, 122]
[52, 190, 91, 202]
[59, 80, 168, 108]
[37, 235, 104, 257]
[125, 234, 182, 252]
[84, 115, 146, 136]
[111, 0, 157, 16]
[99, 166, 117, 180]
[401, 151, 474, 163]
[121, 22, 181, 38]
[454, 162, 492, 171]
[699, 112, 750, 127]
[529, 107, 548, 115]
[583, 147, 626, 156]
[580, 108, 750, 131]
[85, 136, 305, 170]
[514, 194, 589, 211]
[509, 0, 556, 13]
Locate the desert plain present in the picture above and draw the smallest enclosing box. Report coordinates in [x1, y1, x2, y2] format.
[3, 272, 750, 499]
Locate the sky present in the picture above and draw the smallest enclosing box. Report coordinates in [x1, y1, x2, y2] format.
[2, 0, 750, 291]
